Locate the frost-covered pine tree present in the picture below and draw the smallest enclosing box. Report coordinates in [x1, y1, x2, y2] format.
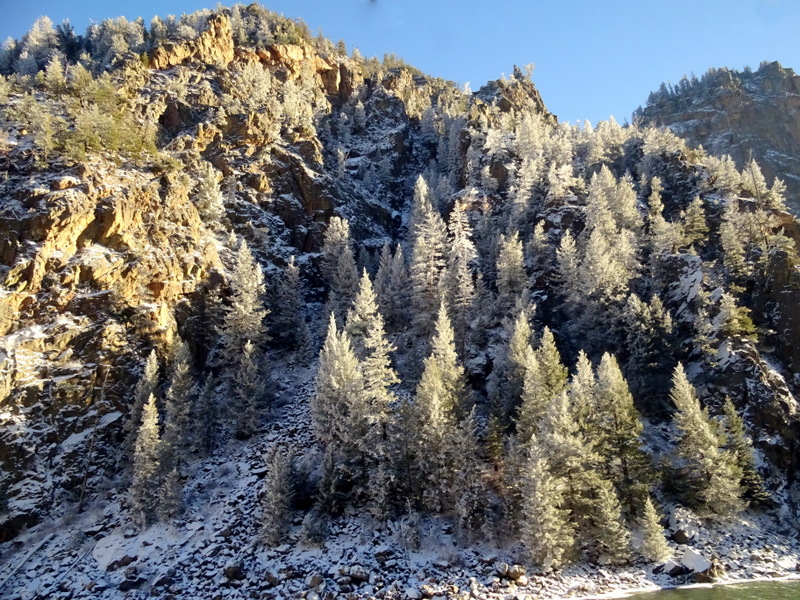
[194, 161, 225, 223]
[262, 447, 294, 546]
[519, 438, 576, 571]
[495, 230, 527, 317]
[670, 364, 744, 516]
[570, 350, 597, 438]
[517, 326, 567, 446]
[445, 203, 478, 356]
[123, 350, 159, 464]
[327, 244, 359, 326]
[590, 477, 631, 564]
[194, 375, 218, 457]
[233, 340, 267, 439]
[409, 176, 448, 340]
[413, 304, 468, 510]
[681, 196, 708, 249]
[312, 316, 366, 458]
[271, 255, 308, 350]
[321, 216, 352, 285]
[345, 270, 398, 455]
[375, 244, 409, 332]
[640, 495, 671, 561]
[220, 239, 269, 369]
[131, 394, 162, 527]
[162, 339, 195, 474]
[157, 466, 182, 522]
[723, 397, 769, 507]
[594, 353, 650, 510]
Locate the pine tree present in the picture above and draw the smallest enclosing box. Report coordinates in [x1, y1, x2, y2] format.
[233, 340, 266, 439]
[162, 339, 195, 475]
[670, 364, 744, 516]
[345, 269, 399, 471]
[194, 375, 218, 457]
[723, 398, 770, 507]
[157, 466, 182, 522]
[720, 205, 747, 281]
[327, 244, 359, 326]
[594, 353, 650, 511]
[445, 203, 478, 356]
[220, 239, 269, 369]
[413, 304, 468, 510]
[682, 197, 709, 248]
[271, 255, 308, 349]
[517, 327, 567, 446]
[453, 410, 487, 538]
[312, 316, 367, 459]
[123, 350, 159, 463]
[131, 394, 162, 527]
[570, 350, 597, 438]
[409, 176, 448, 340]
[194, 161, 225, 223]
[496, 230, 528, 316]
[321, 216, 352, 285]
[262, 447, 294, 546]
[519, 439, 576, 571]
[590, 477, 631, 564]
[500, 308, 535, 419]
[640, 495, 671, 562]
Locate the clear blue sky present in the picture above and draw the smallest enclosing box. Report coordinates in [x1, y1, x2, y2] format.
[1, 0, 798, 124]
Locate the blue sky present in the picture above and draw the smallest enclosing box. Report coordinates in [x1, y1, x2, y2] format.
[1, 0, 798, 124]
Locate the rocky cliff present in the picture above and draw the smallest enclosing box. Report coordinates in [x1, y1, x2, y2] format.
[636, 61, 800, 214]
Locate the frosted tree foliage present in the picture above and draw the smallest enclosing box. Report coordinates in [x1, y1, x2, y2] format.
[220, 239, 269, 368]
[670, 364, 744, 516]
[233, 340, 266, 439]
[640, 495, 671, 561]
[409, 175, 449, 339]
[162, 339, 196, 473]
[131, 394, 162, 526]
[123, 350, 159, 462]
[262, 448, 293, 546]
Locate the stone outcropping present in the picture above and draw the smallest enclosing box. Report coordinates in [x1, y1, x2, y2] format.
[149, 14, 235, 70]
[637, 61, 800, 214]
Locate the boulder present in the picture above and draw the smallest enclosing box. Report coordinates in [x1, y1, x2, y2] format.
[506, 564, 527, 580]
[680, 548, 712, 573]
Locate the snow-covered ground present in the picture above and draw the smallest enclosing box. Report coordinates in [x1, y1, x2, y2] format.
[2, 361, 799, 600]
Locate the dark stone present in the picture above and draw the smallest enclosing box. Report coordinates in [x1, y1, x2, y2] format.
[672, 529, 693, 545]
[224, 562, 245, 580]
[106, 554, 137, 572]
[118, 576, 146, 592]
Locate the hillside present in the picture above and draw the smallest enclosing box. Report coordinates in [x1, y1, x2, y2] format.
[1, 4, 800, 599]
[636, 61, 800, 215]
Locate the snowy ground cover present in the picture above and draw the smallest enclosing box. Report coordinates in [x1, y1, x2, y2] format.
[1, 360, 799, 600]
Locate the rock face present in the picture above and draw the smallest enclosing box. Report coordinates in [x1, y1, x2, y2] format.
[150, 14, 235, 69]
[637, 61, 800, 214]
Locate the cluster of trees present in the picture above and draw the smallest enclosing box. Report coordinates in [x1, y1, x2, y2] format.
[126, 238, 276, 525]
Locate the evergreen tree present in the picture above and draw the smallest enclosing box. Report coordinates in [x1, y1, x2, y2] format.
[670, 364, 744, 516]
[271, 255, 308, 349]
[623, 294, 676, 400]
[590, 477, 631, 564]
[519, 439, 576, 571]
[157, 466, 182, 522]
[640, 495, 671, 562]
[262, 447, 294, 546]
[723, 398, 770, 507]
[517, 327, 567, 445]
[312, 316, 366, 459]
[682, 197, 708, 248]
[345, 269, 399, 472]
[327, 244, 359, 326]
[720, 204, 749, 282]
[496, 230, 528, 316]
[409, 176, 448, 340]
[220, 239, 269, 369]
[453, 410, 487, 538]
[131, 394, 162, 527]
[594, 353, 650, 511]
[194, 161, 225, 223]
[233, 340, 266, 439]
[321, 216, 352, 285]
[413, 304, 468, 510]
[162, 339, 195, 475]
[194, 375, 218, 457]
[123, 350, 159, 463]
[445, 203, 478, 356]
